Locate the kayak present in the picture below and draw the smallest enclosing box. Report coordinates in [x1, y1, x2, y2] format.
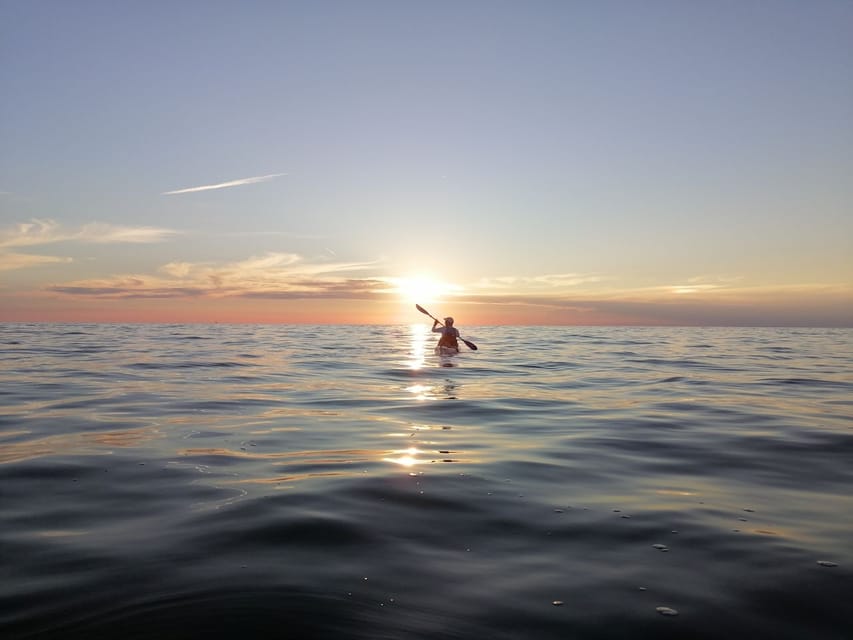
[434, 345, 459, 356]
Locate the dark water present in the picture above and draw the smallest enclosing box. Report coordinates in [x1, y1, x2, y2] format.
[1, 323, 851, 639]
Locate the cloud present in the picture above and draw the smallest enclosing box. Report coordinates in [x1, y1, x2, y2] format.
[214, 230, 326, 240]
[660, 275, 745, 295]
[0, 219, 62, 248]
[162, 173, 286, 195]
[48, 285, 208, 299]
[453, 280, 853, 326]
[0, 253, 73, 271]
[76, 223, 179, 244]
[158, 262, 194, 278]
[469, 273, 757, 302]
[0, 219, 179, 272]
[35, 251, 853, 326]
[0, 218, 178, 249]
[473, 272, 605, 291]
[241, 279, 388, 300]
[48, 252, 386, 300]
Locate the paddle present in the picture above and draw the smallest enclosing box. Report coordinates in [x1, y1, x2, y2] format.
[416, 304, 478, 351]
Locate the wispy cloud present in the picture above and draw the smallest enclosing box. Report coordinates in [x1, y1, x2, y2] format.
[0, 219, 61, 248]
[472, 272, 605, 292]
[0, 253, 73, 272]
[162, 173, 286, 195]
[223, 230, 325, 240]
[659, 275, 744, 296]
[0, 219, 179, 272]
[77, 223, 179, 244]
[453, 280, 853, 326]
[0, 218, 178, 249]
[47, 252, 385, 300]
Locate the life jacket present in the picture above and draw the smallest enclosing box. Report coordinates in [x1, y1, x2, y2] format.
[438, 326, 459, 348]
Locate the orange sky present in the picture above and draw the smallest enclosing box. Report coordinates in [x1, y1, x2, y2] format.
[1, 281, 850, 326]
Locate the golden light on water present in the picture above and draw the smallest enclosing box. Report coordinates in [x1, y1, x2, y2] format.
[406, 383, 430, 400]
[406, 323, 429, 371]
[384, 446, 425, 468]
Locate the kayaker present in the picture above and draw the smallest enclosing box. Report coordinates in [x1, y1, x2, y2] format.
[432, 317, 460, 351]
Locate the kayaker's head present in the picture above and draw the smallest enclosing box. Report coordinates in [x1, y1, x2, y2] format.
[444, 317, 454, 326]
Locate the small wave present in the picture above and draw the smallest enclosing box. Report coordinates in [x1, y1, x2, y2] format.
[760, 377, 850, 389]
[128, 361, 251, 370]
[517, 361, 579, 370]
[189, 513, 376, 551]
[653, 376, 688, 383]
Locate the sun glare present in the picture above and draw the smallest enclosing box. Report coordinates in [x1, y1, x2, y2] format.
[393, 276, 457, 304]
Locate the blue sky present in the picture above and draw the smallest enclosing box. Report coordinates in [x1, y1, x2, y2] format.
[1, 1, 851, 325]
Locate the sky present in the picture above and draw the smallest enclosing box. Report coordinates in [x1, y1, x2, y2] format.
[1, 0, 851, 326]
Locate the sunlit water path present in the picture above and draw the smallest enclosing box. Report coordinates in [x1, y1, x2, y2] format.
[1, 324, 851, 639]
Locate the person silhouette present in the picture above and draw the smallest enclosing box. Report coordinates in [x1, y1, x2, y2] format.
[432, 316, 460, 352]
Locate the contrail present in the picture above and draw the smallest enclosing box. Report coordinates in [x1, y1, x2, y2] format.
[162, 173, 286, 195]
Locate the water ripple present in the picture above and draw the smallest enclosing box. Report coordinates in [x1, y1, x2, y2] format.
[0, 324, 851, 639]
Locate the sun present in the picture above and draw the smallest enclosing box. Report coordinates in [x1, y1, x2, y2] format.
[392, 275, 457, 304]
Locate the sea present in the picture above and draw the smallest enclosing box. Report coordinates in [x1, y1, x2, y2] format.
[1, 323, 851, 639]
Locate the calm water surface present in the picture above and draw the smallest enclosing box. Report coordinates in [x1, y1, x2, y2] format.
[1, 323, 851, 639]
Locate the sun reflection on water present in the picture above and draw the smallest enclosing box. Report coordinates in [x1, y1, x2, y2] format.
[406, 323, 428, 370]
[405, 384, 430, 400]
[384, 446, 426, 468]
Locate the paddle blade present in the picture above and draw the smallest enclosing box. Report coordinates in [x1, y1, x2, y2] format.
[462, 338, 478, 351]
[416, 304, 441, 324]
